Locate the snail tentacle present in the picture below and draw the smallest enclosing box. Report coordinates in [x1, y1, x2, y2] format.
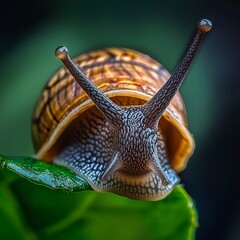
[55, 46, 123, 125]
[143, 19, 212, 126]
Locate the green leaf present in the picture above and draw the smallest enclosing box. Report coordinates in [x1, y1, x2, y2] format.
[0, 155, 91, 192]
[11, 181, 198, 240]
[39, 186, 198, 240]
[0, 154, 198, 239]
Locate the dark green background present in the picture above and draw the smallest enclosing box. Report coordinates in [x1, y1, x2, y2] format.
[0, 0, 239, 239]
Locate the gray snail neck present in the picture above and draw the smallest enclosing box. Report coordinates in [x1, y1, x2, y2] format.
[105, 107, 161, 177]
[118, 108, 153, 176]
[54, 105, 179, 200]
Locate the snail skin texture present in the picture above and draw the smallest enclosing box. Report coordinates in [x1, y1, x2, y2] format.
[32, 19, 212, 201]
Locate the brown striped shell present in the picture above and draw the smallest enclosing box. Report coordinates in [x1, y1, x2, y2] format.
[32, 48, 194, 172]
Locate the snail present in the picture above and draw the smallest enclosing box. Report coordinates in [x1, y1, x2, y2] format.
[32, 19, 212, 201]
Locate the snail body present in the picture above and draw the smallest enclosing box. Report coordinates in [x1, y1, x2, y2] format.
[32, 19, 212, 200]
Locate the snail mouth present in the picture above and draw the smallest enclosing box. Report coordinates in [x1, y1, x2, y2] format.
[95, 170, 179, 201]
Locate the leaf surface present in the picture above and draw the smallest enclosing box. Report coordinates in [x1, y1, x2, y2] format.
[0, 155, 198, 240]
[0, 155, 91, 192]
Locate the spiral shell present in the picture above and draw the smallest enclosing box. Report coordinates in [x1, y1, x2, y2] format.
[32, 48, 194, 172]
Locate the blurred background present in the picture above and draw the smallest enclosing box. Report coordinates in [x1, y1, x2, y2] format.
[0, 0, 239, 239]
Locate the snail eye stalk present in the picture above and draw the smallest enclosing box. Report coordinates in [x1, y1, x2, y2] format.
[143, 19, 212, 126]
[55, 46, 123, 125]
